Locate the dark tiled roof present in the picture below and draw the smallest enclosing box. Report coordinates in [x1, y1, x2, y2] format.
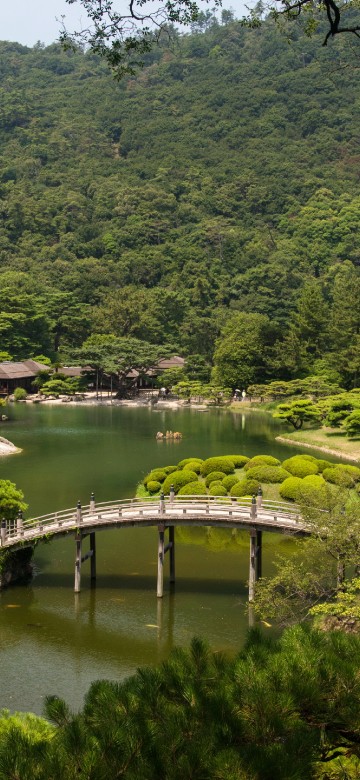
[0, 360, 49, 379]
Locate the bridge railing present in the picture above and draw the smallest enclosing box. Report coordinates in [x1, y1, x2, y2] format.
[0, 495, 302, 545]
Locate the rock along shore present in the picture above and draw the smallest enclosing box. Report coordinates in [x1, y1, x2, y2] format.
[0, 436, 22, 456]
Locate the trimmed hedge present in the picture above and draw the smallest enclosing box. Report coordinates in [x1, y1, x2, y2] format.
[208, 482, 227, 496]
[246, 466, 291, 484]
[178, 481, 207, 496]
[178, 458, 203, 469]
[322, 468, 355, 487]
[205, 471, 227, 487]
[302, 474, 326, 488]
[315, 459, 333, 473]
[281, 456, 319, 478]
[147, 480, 161, 494]
[201, 457, 235, 477]
[279, 477, 303, 501]
[183, 461, 203, 474]
[163, 465, 178, 475]
[336, 464, 360, 481]
[223, 455, 250, 468]
[222, 475, 239, 492]
[144, 469, 167, 485]
[230, 478, 260, 497]
[298, 475, 327, 501]
[162, 470, 199, 495]
[244, 455, 281, 471]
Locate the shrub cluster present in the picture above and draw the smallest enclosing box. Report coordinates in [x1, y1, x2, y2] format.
[144, 469, 167, 485]
[208, 482, 227, 496]
[246, 466, 290, 483]
[322, 467, 355, 487]
[223, 455, 249, 468]
[147, 480, 161, 494]
[178, 458, 203, 469]
[244, 455, 280, 471]
[162, 470, 198, 494]
[183, 461, 202, 474]
[222, 475, 239, 492]
[279, 477, 303, 501]
[230, 478, 260, 497]
[282, 456, 319, 478]
[178, 481, 207, 496]
[205, 471, 227, 487]
[201, 457, 235, 476]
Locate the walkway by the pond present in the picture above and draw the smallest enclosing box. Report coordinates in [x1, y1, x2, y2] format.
[1, 495, 308, 601]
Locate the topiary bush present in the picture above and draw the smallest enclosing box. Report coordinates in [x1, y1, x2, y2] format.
[178, 458, 203, 469]
[13, 387, 27, 401]
[315, 459, 333, 472]
[230, 478, 260, 498]
[208, 482, 227, 496]
[322, 467, 355, 487]
[162, 470, 199, 495]
[244, 455, 281, 471]
[279, 477, 303, 501]
[183, 461, 203, 474]
[178, 481, 207, 496]
[205, 471, 227, 487]
[336, 464, 360, 481]
[144, 469, 167, 486]
[201, 457, 235, 477]
[281, 456, 319, 478]
[222, 475, 239, 492]
[298, 475, 327, 502]
[163, 466, 178, 475]
[223, 455, 250, 468]
[246, 466, 291, 483]
[147, 480, 161, 494]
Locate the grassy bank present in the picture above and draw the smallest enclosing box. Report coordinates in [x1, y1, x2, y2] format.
[276, 427, 360, 463]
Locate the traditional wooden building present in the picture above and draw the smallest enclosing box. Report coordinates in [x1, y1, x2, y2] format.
[0, 360, 49, 396]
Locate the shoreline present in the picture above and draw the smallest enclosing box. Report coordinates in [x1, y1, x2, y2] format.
[276, 435, 360, 463]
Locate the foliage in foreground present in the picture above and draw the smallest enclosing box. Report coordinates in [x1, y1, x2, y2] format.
[1, 628, 360, 779]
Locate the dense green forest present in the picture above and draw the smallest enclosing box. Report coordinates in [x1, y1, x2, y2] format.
[0, 17, 359, 386]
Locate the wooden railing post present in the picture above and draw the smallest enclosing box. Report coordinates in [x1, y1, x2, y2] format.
[0, 520, 6, 546]
[76, 500, 82, 525]
[250, 495, 257, 521]
[90, 492, 96, 513]
[159, 492, 165, 515]
[17, 510, 23, 536]
[256, 486, 263, 511]
[169, 485, 175, 504]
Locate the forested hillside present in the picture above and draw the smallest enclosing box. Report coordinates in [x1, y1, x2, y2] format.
[0, 17, 359, 386]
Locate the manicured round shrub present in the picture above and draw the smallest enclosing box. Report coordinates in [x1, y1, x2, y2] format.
[315, 459, 333, 472]
[205, 471, 227, 487]
[201, 457, 235, 477]
[230, 478, 260, 498]
[298, 475, 327, 501]
[336, 464, 360, 481]
[144, 469, 167, 485]
[183, 461, 202, 474]
[244, 455, 281, 471]
[281, 456, 319, 478]
[208, 482, 227, 496]
[178, 457, 203, 469]
[222, 475, 239, 492]
[299, 455, 319, 464]
[178, 481, 207, 496]
[147, 480, 161, 494]
[279, 477, 303, 501]
[162, 470, 198, 495]
[322, 468, 355, 487]
[302, 474, 326, 489]
[163, 465, 178, 474]
[223, 455, 250, 468]
[14, 387, 28, 401]
[246, 466, 291, 483]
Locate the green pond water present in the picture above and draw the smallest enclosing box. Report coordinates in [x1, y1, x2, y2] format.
[0, 404, 318, 715]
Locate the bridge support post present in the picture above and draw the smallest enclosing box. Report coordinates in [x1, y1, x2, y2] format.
[90, 532, 96, 581]
[157, 524, 165, 598]
[0, 520, 6, 546]
[74, 533, 82, 593]
[169, 526, 175, 584]
[249, 528, 262, 602]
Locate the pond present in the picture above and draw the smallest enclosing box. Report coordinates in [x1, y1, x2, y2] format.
[0, 404, 314, 715]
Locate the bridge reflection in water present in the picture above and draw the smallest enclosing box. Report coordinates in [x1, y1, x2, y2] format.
[1, 493, 307, 602]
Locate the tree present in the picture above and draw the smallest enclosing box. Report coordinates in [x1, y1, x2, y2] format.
[61, 0, 360, 78]
[273, 398, 321, 429]
[0, 480, 27, 521]
[212, 312, 276, 389]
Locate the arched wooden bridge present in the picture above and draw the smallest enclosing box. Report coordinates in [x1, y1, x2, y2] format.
[1, 494, 308, 601]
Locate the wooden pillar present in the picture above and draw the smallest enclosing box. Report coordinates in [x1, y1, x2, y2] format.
[169, 526, 175, 584]
[249, 529, 257, 602]
[157, 524, 165, 598]
[74, 533, 82, 593]
[256, 530, 262, 580]
[90, 532, 96, 581]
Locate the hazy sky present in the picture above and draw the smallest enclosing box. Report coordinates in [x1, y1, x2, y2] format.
[1, 0, 246, 47]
